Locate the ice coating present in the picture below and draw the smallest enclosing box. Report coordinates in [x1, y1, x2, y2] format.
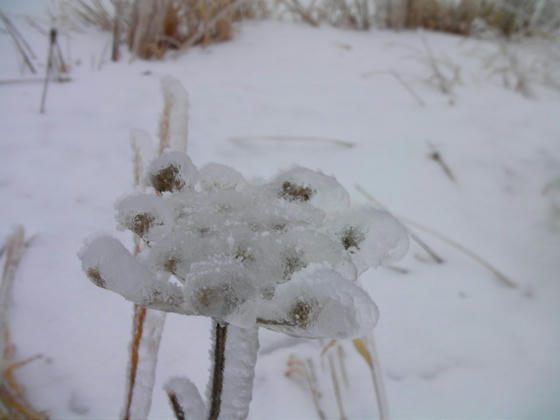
[160, 76, 189, 153]
[145, 151, 198, 192]
[329, 207, 410, 273]
[199, 163, 247, 191]
[256, 267, 379, 339]
[205, 325, 259, 420]
[78, 236, 185, 312]
[79, 152, 408, 338]
[273, 165, 351, 212]
[165, 377, 206, 420]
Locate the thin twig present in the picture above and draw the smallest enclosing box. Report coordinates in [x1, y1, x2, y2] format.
[40, 29, 56, 114]
[354, 184, 444, 264]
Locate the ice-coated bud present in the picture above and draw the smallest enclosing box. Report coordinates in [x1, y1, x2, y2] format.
[199, 163, 247, 191]
[146, 151, 198, 192]
[115, 193, 174, 242]
[273, 166, 351, 212]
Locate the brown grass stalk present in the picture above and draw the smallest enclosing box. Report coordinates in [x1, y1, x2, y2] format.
[285, 355, 326, 420]
[0, 226, 48, 420]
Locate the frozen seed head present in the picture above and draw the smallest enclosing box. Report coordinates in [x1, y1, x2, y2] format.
[282, 251, 307, 280]
[341, 226, 365, 251]
[280, 181, 315, 202]
[80, 151, 409, 338]
[86, 267, 105, 288]
[151, 164, 184, 192]
[146, 151, 198, 192]
[289, 299, 316, 329]
[130, 213, 155, 238]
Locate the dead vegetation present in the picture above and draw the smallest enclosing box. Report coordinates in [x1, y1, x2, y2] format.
[0, 227, 47, 420]
[380, 0, 560, 38]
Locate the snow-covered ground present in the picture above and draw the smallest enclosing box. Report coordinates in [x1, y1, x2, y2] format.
[1, 10, 560, 420]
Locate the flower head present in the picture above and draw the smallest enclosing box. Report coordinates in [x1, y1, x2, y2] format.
[79, 152, 408, 339]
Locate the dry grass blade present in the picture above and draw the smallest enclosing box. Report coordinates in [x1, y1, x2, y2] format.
[285, 355, 326, 420]
[327, 352, 347, 420]
[352, 336, 388, 420]
[175, 0, 255, 56]
[231, 135, 355, 149]
[354, 184, 444, 264]
[352, 338, 372, 368]
[0, 226, 48, 420]
[0, 11, 36, 74]
[354, 184, 517, 289]
[0, 77, 72, 86]
[402, 217, 518, 289]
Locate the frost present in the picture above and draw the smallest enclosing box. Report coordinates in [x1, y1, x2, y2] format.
[165, 377, 206, 420]
[206, 325, 259, 420]
[79, 152, 408, 339]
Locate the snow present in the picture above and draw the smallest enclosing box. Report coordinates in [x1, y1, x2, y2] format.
[1, 10, 560, 420]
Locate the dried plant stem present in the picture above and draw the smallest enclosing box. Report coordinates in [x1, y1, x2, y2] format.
[354, 184, 444, 264]
[122, 305, 146, 420]
[367, 335, 389, 420]
[0, 77, 71, 86]
[111, 0, 123, 62]
[176, 0, 253, 56]
[0, 12, 36, 74]
[327, 353, 347, 420]
[231, 136, 355, 149]
[286, 355, 326, 420]
[0, 226, 47, 419]
[402, 217, 518, 289]
[337, 345, 348, 388]
[389, 70, 426, 107]
[352, 336, 389, 420]
[428, 142, 456, 183]
[281, 0, 319, 27]
[40, 29, 57, 114]
[167, 391, 186, 420]
[208, 321, 228, 420]
[354, 184, 517, 289]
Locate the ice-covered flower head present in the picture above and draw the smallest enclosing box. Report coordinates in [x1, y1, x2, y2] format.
[79, 152, 408, 339]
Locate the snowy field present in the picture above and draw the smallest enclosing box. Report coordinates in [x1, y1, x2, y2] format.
[1, 6, 560, 420]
